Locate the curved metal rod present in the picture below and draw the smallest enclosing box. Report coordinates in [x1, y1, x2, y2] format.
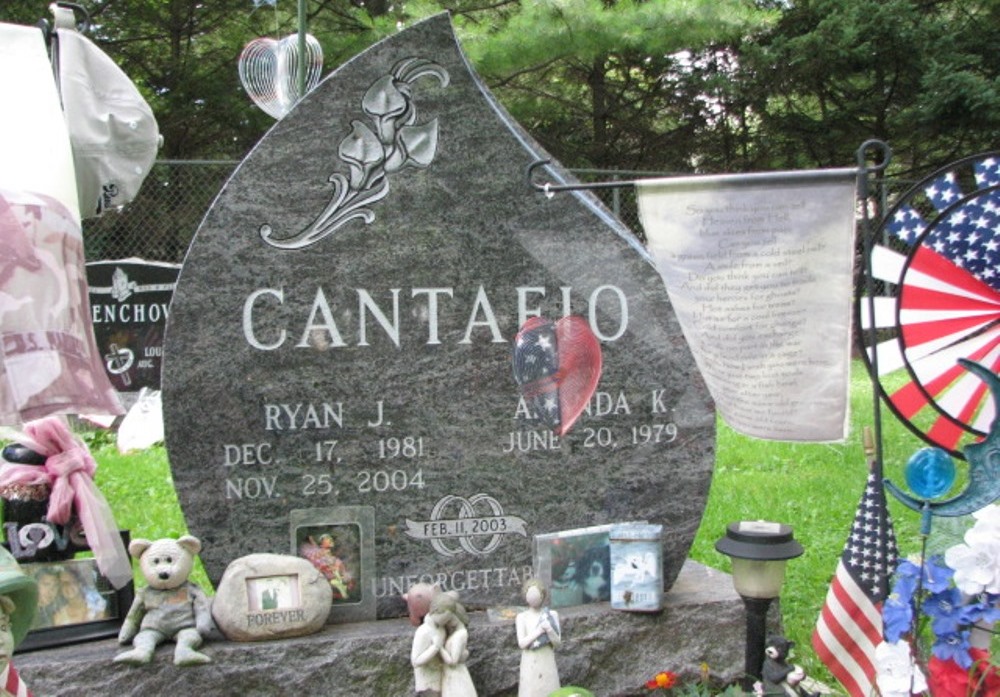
[529, 140, 890, 196]
[526, 159, 638, 194]
[854, 138, 892, 475]
[855, 139, 892, 175]
[525, 159, 553, 192]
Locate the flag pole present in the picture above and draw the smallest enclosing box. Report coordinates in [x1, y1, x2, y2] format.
[855, 139, 892, 482]
[812, 141, 900, 697]
[527, 158, 861, 194]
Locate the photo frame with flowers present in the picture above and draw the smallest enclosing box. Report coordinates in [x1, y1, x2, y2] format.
[9, 531, 133, 653]
[289, 506, 375, 623]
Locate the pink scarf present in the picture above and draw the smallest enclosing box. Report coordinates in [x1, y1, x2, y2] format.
[0, 417, 131, 589]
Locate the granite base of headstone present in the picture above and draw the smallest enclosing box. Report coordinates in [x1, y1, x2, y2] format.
[16, 561, 768, 696]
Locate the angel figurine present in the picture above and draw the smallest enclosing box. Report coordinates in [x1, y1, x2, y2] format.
[516, 578, 561, 697]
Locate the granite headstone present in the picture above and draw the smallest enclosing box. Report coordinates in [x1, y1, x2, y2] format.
[87, 259, 179, 392]
[163, 13, 714, 618]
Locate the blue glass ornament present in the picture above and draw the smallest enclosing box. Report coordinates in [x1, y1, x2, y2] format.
[904, 447, 956, 499]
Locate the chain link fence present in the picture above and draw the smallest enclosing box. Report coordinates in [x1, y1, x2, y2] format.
[82, 160, 917, 263]
[83, 160, 238, 264]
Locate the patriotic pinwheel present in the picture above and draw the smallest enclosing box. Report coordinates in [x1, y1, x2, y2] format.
[858, 153, 1000, 457]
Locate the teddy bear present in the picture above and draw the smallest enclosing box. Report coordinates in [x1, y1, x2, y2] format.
[114, 535, 213, 666]
[760, 635, 818, 697]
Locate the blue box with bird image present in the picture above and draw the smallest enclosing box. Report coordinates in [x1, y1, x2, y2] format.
[609, 523, 663, 612]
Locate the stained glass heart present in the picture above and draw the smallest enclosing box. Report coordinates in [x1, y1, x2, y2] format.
[512, 315, 603, 436]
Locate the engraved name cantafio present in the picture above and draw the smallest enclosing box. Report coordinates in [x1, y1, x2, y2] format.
[241, 284, 631, 350]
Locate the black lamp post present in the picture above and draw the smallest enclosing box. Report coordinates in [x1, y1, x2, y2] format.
[715, 521, 803, 690]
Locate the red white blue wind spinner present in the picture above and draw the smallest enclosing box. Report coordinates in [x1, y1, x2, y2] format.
[859, 153, 1000, 458]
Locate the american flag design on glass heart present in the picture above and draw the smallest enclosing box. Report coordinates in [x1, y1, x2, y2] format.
[512, 315, 602, 436]
[862, 154, 1000, 455]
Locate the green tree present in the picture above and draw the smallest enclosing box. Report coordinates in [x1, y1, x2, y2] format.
[453, 0, 775, 170]
[0, 2, 54, 28]
[86, 0, 284, 158]
[4, 0, 994, 175]
[737, 0, 1000, 175]
[0, 0, 263, 158]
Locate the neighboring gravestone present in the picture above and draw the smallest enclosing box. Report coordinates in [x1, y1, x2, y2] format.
[162, 13, 715, 619]
[87, 259, 179, 392]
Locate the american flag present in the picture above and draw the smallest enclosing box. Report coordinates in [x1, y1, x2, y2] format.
[867, 155, 1000, 452]
[512, 317, 563, 431]
[0, 662, 32, 697]
[812, 468, 898, 697]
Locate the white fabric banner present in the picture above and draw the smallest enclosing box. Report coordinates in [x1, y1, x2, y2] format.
[637, 169, 857, 442]
[0, 24, 79, 213]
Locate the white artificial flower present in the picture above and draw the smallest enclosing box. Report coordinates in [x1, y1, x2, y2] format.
[875, 641, 928, 697]
[971, 504, 1000, 531]
[945, 531, 1000, 595]
[967, 505, 1000, 546]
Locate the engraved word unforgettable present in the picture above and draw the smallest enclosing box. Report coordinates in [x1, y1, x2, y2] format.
[374, 565, 535, 598]
[242, 284, 630, 350]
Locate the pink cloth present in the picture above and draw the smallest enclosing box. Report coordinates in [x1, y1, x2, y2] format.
[0, 417, 131, 589]
[0, 189, 123, 424]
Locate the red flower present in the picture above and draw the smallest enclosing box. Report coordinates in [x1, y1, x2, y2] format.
[930, 651, 1000, 697]
[970, 648, 1000, 697]
[929, 656, 972, 697]
[646, 671, 678, 690]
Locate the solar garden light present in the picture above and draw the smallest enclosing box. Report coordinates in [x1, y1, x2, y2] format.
[715, 521, 803, 690]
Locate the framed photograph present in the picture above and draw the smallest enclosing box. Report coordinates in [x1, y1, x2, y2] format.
[290, 506, 375, 623]
[534, 523, 615, 608]
[246, 574, 301, 612]
[13, 532, 133, 653]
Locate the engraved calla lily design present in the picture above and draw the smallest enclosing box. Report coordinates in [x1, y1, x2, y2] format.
[260, 57, 449, 250]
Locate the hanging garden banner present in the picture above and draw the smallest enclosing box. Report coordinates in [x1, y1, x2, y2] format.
[638, 169, 857, 442]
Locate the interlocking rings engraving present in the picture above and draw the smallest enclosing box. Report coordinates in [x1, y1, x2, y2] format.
[404, 493, 527, 558]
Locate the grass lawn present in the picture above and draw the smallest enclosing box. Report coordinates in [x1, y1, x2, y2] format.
[689, 363, 930, 687]
[85, 361, 970, 691]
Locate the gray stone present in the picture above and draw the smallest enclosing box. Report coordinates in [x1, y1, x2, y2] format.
[212, 553, 332, 642]
[162, 13, 714, 619]
[15, 561, 754, 696]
